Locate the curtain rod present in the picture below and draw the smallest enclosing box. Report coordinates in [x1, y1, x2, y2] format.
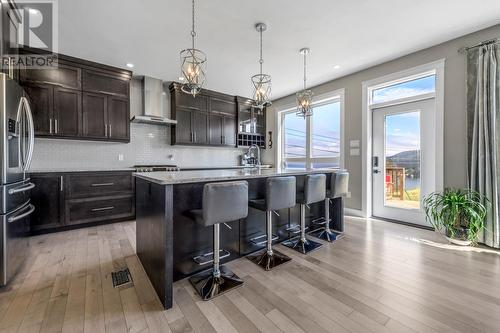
[458, 38, 499, 54]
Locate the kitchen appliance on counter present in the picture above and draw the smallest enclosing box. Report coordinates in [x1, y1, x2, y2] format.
[134, 165, 180, 172]
[0, 73, 35, 286]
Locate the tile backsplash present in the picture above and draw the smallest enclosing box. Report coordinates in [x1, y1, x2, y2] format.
[30, 123, 244, 170]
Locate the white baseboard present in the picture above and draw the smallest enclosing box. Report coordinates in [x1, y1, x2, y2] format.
[345, 208, 366, 218]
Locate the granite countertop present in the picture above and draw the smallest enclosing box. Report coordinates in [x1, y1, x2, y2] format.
[133, 168, 342, 185]
[28, 167, 135, 173]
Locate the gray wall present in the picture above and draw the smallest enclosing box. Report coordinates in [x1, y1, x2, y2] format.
[262, 24, 500, 211]
[31, 78, 244, 171]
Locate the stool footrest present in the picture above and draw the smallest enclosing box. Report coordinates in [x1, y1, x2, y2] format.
[250, 234, 279, 246]
[193, 249, 231, 265]
[286, 224, 308, 234]
[312, 217, 331, 225]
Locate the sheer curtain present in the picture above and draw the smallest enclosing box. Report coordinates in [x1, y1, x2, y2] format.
[467, 44, 500, 248]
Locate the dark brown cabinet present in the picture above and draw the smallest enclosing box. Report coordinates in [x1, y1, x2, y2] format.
[29, 171, 135, 234]
[24, 83, 53, 135]
[107, 96, 130, 141]
[82, 92, 107, 139]
[53, 87, 81, 136]
[170, 82, 238, 147]
[24, 83, 82, 137]
[174, 108, 193, 144]
[30, 174, 65, 232]
[237, 97, 266, 148]
[20, 51, 131, 142]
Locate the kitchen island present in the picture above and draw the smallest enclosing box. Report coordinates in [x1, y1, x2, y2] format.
[134, 168, 347, 309]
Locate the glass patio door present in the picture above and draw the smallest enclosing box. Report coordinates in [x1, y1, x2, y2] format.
[372, 99, 436, 226]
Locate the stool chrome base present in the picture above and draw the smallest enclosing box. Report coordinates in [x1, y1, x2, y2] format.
[309, 229, 343, 242]
[282, 237, 323, 254]
[247, 250, 291, 271]
[189, 265, 243, 301]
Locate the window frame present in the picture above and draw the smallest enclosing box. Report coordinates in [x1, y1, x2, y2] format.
[278, 89, 345, 169]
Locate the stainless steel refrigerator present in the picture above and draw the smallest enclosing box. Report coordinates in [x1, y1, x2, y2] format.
[0, 73, 35, 286]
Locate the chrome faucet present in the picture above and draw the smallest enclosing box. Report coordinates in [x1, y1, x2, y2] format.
[246, 144, 261, 166]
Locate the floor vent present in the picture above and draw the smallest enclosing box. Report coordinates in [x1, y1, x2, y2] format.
[112, 268, 133, 288]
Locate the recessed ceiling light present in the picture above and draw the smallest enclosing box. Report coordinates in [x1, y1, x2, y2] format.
[126, 63, 134, 68]
[333, 65, 341, 70]
[178, 77, 185, 81]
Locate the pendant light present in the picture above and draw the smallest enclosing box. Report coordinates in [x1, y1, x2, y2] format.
[296, 48, 313, 118]
[180, 0, 206, 97]
[251, 23, 272, 110]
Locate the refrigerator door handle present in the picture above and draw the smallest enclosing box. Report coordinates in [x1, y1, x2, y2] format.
[19, 97, 35, 172]
[8, 204, 35, 223]
[8, 182, 35, 195]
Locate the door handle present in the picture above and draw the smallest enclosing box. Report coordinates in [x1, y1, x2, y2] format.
[373, 169, 380, 174]
[8, 182, 35, 195]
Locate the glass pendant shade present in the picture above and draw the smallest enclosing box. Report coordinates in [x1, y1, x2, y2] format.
[296, 48, 313, 118]
[180, 0, 206, 97]
[180, 48, 206, 97]
[251, 23, 271, 109]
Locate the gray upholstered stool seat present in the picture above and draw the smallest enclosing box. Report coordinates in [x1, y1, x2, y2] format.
[310, 171, 349, 242]
[188, 181, 248, 301]
[247, 176, 296, 270]
[283, 173, 326, 254]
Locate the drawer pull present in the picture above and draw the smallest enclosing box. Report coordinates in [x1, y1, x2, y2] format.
[91, 182, 115, 187]
[91, 206, 115, 212]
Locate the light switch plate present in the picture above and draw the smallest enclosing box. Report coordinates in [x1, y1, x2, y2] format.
[350, 148, 360, 156]
[350, 140, 360, 148]
[118, 154, 124, 161]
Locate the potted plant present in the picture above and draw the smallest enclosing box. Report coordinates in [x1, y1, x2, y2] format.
[423, 188, 488, 246]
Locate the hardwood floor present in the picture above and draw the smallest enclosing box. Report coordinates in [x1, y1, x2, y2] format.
[1, 217, 500, 333]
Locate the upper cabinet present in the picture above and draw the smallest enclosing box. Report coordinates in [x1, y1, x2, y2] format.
[236, 97, 266, 148]
[170, 82, 238, 147]
[19, 51, 132, 142]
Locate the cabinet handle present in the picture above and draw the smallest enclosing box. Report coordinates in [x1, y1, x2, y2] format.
[194, 132, 197, 142]
[49, 118, 53, 134]
[91, 206, 114, 212]
[55, 119, 58, 134]
[105, 124, 107, 137]
[109, 124, 112, 137]
[190, 132, 194, 142]
[60, 176, 63, 192]
[91, 182, 115, 187]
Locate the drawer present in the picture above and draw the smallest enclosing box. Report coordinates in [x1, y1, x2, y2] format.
[66, 195, 134, 225]
[83, 69, 129, 97]
[66, 172, 133, 198]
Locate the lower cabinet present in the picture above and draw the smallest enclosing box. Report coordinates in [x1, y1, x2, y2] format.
[29, 171, 135, 233]
[30, 174, 65, 232]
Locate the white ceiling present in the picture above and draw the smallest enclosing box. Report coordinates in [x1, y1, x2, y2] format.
[58, 0, 500, 100]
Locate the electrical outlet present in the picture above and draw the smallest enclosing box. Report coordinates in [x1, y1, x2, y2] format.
[118, 154, 124, 161]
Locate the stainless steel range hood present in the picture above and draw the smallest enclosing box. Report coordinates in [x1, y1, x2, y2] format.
[131, 76, 177, 125]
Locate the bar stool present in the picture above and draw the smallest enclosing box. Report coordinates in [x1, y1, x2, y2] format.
[310, 171, 349, 242]
[247, 176, 296, 270]
[283, 174, 326, 254]
[188, 181, 249, 301]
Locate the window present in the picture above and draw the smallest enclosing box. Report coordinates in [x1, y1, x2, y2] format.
[281, 92, 343, 169]
[372, 74, 436, 104]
